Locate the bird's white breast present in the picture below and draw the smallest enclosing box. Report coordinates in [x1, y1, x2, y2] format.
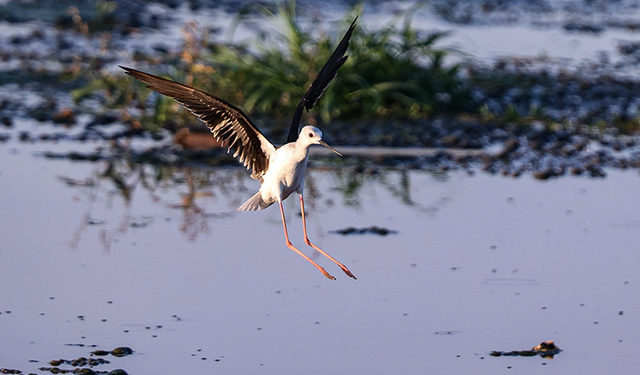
[260, 143, 309, 202]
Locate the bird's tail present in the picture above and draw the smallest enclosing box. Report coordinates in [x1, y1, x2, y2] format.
[237, 191, 274, 211]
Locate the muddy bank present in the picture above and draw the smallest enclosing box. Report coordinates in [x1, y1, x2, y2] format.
[1, 0, 640, 179]
[20, 114, 637, 180]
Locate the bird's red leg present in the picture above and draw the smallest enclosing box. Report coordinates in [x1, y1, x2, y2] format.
[279, 201, 335, 280]
[299, 195, 357, 279]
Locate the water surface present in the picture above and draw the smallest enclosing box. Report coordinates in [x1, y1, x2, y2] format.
[1, 147, 639, 374]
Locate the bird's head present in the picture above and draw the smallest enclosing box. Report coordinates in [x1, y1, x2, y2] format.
[299, 125, 342, 156]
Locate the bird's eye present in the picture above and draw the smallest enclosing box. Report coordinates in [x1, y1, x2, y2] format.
[308, 132, 313, 137]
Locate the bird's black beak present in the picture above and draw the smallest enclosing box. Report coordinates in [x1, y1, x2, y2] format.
[318, 140, 343, 157]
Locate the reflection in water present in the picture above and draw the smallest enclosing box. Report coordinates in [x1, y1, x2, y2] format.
[61, 160, 252, 248]
[331, 167, 423, 207]
[58, 160, 455, 249]
[330, 165, 453, 213]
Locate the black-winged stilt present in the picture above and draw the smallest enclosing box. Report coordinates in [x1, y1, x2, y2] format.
[120, 17, 358, 280]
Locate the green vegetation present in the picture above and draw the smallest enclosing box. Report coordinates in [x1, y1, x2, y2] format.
[65, 0, 640, 136]
[72, 1, 471, 133]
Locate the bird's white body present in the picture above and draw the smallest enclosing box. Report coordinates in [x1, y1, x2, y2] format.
[263, 142, 309, 201]
[237, 126, 328, 212]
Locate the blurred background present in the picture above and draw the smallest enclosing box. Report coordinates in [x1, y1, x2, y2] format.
[1, 0, 640, 170]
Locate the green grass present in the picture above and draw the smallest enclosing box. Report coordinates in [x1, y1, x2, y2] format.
[72, 1, 471, 133]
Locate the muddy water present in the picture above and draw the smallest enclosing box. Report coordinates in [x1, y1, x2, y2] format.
[1, 146, 639, 374]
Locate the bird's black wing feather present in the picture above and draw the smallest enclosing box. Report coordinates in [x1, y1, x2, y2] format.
[287, 16, 358, 143]
[120, 66, 276, 181]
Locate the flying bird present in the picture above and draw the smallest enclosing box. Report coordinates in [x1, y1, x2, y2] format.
[120, 17, 358, 280]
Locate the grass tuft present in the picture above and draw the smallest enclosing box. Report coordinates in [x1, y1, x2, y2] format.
[72, 1, 470, 134]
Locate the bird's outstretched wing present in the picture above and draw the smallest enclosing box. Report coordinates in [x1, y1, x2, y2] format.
[120, 66, 276, 181]
[287, 16, 358, 143]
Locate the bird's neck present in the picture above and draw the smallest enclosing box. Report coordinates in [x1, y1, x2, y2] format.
[294, 140, 313, 157]
[277, 141, 310, 164]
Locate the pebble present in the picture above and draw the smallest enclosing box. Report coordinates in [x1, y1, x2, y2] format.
[110, 347, 133, 357]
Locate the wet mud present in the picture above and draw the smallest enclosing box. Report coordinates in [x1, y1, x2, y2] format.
[490, 340, 562, 359]
[2, 346, 132, 375]
[1, 0, 640, 179]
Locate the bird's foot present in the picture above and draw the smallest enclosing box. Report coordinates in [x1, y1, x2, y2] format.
[321, 269, 337, 280]
[341, 267, 357, 280]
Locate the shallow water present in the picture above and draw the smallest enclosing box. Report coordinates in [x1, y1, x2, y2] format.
[1, 145, 639, 374]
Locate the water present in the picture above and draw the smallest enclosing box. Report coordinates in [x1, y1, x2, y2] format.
[2, 1, 640, 372]
[1, 145, 639, 374]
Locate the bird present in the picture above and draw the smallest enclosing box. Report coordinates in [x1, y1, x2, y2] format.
[120, 17, 358, 280]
